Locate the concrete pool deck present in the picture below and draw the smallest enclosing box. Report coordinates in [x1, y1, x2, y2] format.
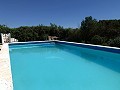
[0, 43, 13, 90]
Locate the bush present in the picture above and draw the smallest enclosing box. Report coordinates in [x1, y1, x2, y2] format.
[107, 37, 120, 47]
[91, 35, 106, 45]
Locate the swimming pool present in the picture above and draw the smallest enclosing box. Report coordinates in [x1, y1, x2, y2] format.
[9, 41, 120, 90]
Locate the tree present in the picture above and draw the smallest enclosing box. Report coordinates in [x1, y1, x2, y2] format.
[0, 16, 120, 48]
[80, 16, 98, 43]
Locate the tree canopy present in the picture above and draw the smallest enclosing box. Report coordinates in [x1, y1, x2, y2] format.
[0, 16, 120, 47]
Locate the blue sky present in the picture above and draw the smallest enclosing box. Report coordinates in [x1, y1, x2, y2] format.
[0, 0, 120, 28]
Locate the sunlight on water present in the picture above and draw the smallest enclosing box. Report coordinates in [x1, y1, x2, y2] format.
[9, 43, 120, 90]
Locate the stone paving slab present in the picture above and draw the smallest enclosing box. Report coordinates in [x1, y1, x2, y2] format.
[0, 43, 13, 90]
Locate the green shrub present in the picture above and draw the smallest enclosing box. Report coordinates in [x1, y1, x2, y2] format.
[107, 37, 120, 47]
[91, 35, 105, 45]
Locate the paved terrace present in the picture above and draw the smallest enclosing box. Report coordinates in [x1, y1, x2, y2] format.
[0, 44, 13, 90]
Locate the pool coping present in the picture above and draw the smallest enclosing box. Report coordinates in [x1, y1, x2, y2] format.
[0, 43, 13, 90]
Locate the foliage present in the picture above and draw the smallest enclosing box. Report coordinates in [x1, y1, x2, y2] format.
[91, 35, 105, 45]
[0, 16, 120, 48]
[107, 37, 120, 47]
[80, 16, 98, 43]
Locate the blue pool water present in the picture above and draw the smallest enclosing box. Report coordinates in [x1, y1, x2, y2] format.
[9, 42, 120, 90]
